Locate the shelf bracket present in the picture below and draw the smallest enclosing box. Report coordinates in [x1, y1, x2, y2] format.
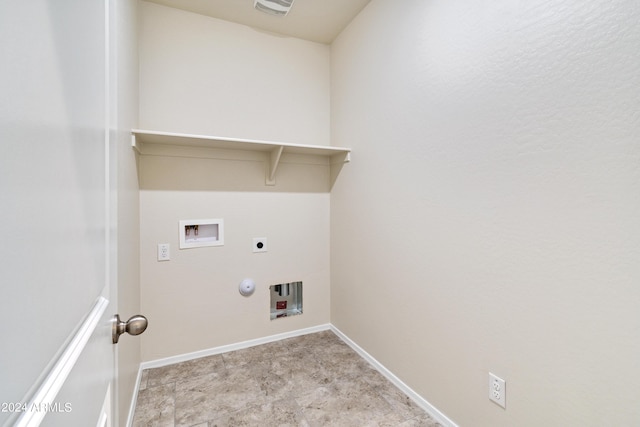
[330, 151, 351, 189]
[131, 133, 143, 154]
[266, 145, 284, 186]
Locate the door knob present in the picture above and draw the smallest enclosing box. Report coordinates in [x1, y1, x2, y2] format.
[112, 314, 148, 344]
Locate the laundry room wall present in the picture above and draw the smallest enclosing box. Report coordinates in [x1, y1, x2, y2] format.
[330, 0, 640, 425]
[138, 2, 332, 361]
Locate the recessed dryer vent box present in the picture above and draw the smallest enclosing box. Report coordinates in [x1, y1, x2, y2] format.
[179, 218, 224, 249]
[270, 281, 302, 320]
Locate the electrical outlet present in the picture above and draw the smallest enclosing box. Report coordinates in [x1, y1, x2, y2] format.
[157, 243, 170, 261]
[489, 372, 506, 408]
[253, 237, 267, 253]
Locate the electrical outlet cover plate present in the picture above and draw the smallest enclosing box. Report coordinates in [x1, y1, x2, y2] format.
[157, 243, 170, 261]
[489, 372, 506, 408]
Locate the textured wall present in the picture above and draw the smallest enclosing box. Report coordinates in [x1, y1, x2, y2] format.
[331, 0, 640, 425]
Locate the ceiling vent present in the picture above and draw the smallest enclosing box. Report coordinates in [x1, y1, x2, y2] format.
[254, 0, 295, 16]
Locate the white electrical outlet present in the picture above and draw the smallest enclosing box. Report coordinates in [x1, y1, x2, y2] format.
[489, 372, 506, 408]
[158, 243, 170, 261]
[253, 237, 267, 253]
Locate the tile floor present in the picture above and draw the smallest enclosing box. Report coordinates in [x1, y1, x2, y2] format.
[132, 330, 442, 426]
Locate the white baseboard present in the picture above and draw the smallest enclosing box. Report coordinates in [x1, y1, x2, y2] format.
[329, 325, 458, 427]
[125, 365, 144, 427]
[130, 323, 457, 427]
[140, 323, 331, 370]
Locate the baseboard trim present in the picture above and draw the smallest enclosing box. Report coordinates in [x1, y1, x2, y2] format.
[125, 365, 144, 427]
[140, 323, 331, 370]
[330, 325, 458, 427]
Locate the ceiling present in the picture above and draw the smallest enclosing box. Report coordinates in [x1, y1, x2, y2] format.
[144, 0, 372, 44]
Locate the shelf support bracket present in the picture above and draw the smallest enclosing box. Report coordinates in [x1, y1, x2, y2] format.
[266, 145, 284, 186]
[330, 151, 351, 189]
[131, 133, 143, 154]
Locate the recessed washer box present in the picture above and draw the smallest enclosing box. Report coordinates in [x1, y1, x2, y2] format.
[179, 218, 224, 249]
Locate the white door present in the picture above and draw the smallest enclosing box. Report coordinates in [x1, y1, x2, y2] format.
[0, 1, 117, 426]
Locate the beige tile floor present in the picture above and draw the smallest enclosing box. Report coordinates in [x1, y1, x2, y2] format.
[132, 330, 443, 427]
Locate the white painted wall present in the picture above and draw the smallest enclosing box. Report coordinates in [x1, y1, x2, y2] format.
[138, 2, 331, 361]
[331, 0, 640, 426]
[139, 1, 330, 146]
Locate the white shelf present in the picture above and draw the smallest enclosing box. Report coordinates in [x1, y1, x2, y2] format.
[131, 129, 351, 185]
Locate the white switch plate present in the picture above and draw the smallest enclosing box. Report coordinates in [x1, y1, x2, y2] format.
[489, 372, 506, 408]
[253, 237, 267, 253]
[158, 243, 170, 261]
